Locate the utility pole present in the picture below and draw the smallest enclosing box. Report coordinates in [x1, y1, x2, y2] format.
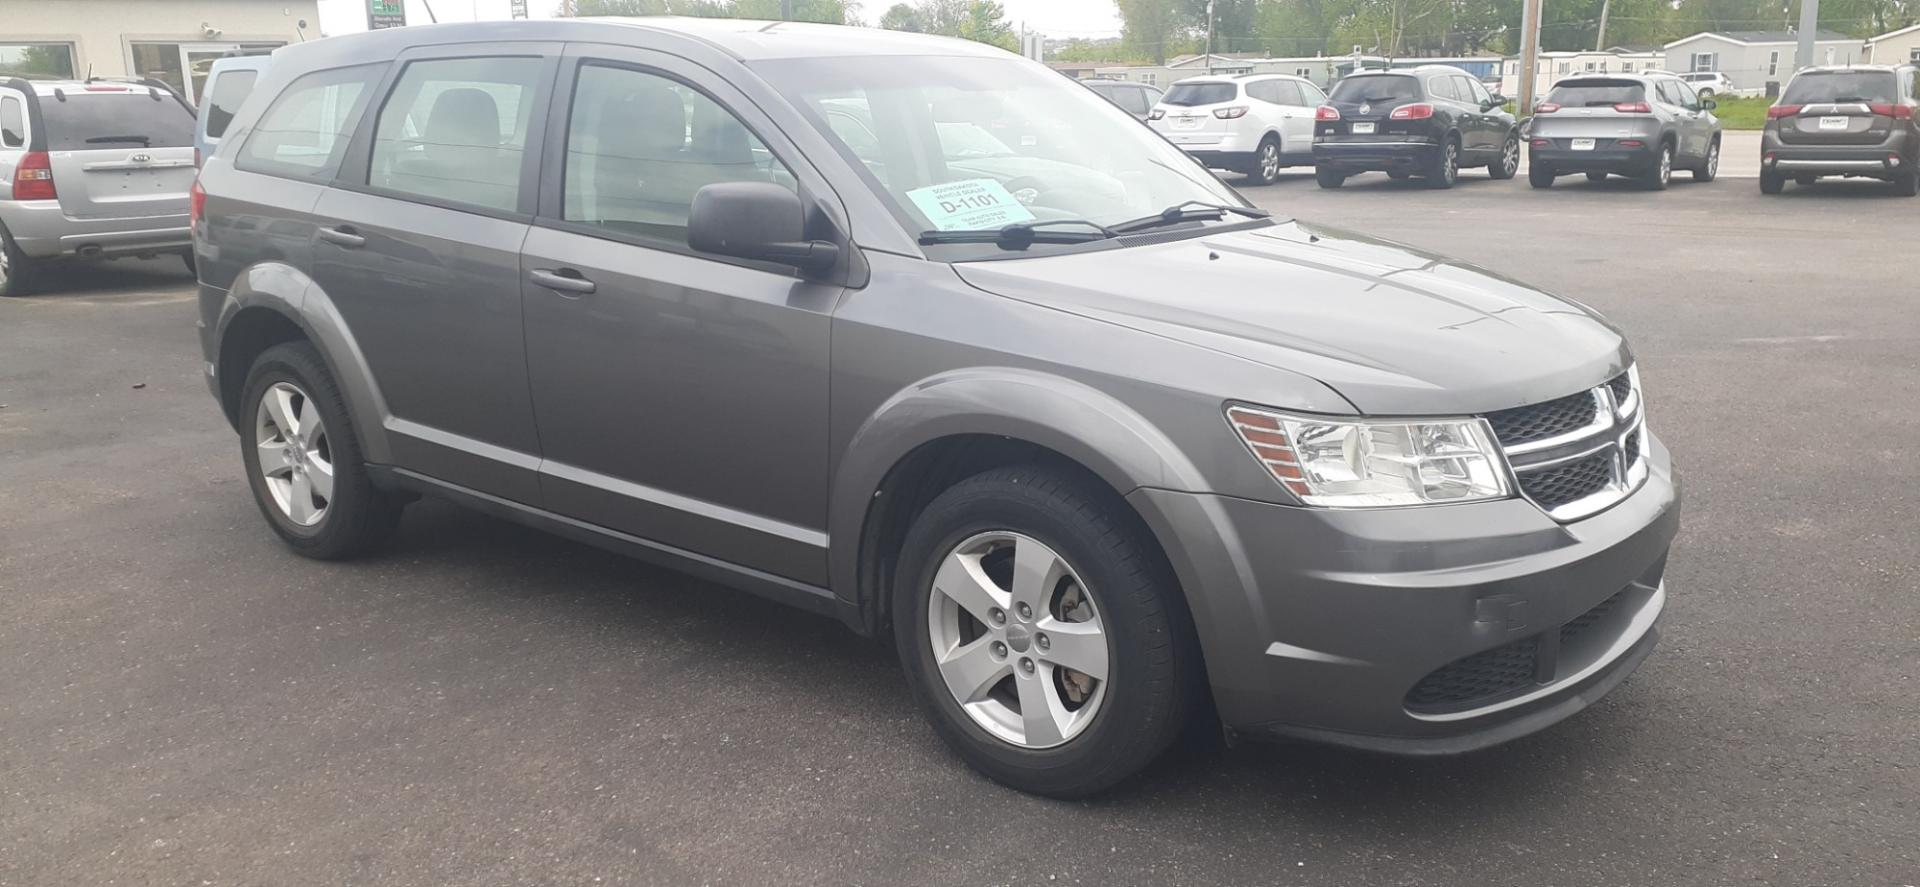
[780, 0, 793, 20]
[1594, 0, 1611, 52]
[1794, 0, 1819, 72]
[1517, 0, 1543, 114]
[1198, 0, 1213, 75]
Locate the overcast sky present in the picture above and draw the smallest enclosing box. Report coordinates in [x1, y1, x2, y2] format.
[316, 0, 1123, 39]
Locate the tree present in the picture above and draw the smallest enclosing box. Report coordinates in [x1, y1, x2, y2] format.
[879, 2, 926, 30]
[958, 0, 1018, 49]
[569, 0, 856, 23]
[1116, 0, 1190, 63]
[876, 0, 1019, 50]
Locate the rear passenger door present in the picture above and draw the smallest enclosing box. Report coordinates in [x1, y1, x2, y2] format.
[518, 45, 841, 586]
[307, 43, 561, 505]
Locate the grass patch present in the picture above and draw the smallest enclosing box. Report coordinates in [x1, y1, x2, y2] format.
[1706, 96, 1772, 130]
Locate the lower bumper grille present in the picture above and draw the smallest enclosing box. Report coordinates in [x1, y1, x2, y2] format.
[1405, 587, 1634, 715]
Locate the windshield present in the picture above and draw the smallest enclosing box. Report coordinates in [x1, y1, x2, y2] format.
[1546, 81, 1646, 107]
[755, 55, 1249, 254]
[42, 90, 194, 150]
[1781, 71, 1898, 104]
[1162, 82, 1237, 106]
[1329, 75, 1419, 104]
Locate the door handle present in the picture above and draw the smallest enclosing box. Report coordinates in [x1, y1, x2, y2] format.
[317, 225, 365, 248]
[530, 268, 596, 295]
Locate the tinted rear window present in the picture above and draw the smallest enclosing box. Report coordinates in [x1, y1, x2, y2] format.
[1329, 75, 1419, 103]
[41, 91, 194, 150]
[1781, 71, 1898, 104]
[204, 69, 259, 139]
[1546, 80, 1646, 106]
[1163, 82, 1237, 106]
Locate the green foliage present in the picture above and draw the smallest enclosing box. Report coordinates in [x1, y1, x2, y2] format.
[569, 0, 857, 24]
[1706, 95, 1772, 129]
[875, 0, 1019, 50]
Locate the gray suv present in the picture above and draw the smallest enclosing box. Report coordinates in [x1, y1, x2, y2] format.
[1, 78, 199, 296]
[195, 20, 1680, 797]
[1528, 73, 1722, 189]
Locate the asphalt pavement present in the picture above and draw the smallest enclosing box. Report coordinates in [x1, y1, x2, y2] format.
[3, 173, 1916, 886]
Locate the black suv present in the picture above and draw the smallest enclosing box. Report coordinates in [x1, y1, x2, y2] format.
[1761, 65, 1920, 196]
[1312, 65, 1520, 188]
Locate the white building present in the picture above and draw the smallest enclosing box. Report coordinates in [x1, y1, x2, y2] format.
[1864, 24, 1920, 66]
[0, 0, 318, 104]
[1498, 49, 1663, 100]
[1662, 31, 1864, 95]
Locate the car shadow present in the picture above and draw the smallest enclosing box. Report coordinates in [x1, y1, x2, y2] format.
[11, 255, 195, 298]
[377, 498, 1648, 825]
[1764, 178, 1917, 199]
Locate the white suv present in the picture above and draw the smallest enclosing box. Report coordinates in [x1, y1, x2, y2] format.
[1148, 74, 1326, 185]
[1679, 72, 1737, 97]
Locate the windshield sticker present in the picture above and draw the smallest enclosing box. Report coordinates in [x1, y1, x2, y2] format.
[906, 178, 1036, 232]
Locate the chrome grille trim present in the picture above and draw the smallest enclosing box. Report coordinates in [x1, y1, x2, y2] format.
[1491, 370, 1646, 522]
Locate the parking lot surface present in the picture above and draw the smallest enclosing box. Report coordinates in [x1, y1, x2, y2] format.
[3, 175, 1916, 886]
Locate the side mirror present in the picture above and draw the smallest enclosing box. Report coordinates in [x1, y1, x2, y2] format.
[687, 182, 838, 276]
[1702, 99, 1718, 111]
[1489, 93, 1508, 105]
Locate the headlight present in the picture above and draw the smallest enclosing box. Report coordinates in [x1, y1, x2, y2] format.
[1226, 405, 1511, 507]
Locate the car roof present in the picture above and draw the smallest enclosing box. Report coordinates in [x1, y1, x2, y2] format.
[1795, 64, 1902, 74]
[1555, 73, 1669, 84]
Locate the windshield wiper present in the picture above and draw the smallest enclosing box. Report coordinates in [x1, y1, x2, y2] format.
[1109, 200, 1270, 235]
[918, 218, 1115, 250]
[85, 134, 152, 145]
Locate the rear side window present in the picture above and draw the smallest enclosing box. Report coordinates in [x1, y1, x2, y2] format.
[1781, 71, 1898, 104]
[1329, 75, 1419, 103]
[1162, 82, 1236, 106]
[40, 91, 194, 150]
[1547, 80, 1647, 107]
[1426, 75, 1459, 101]
[238, 64, 380, 180]
[1115, 85, 1150, 115]
[203, 69, 259, 139]
[368, 56, 543, 213]
[0, 96, 23, 148]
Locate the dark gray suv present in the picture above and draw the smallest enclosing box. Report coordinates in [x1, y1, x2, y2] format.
[195, 19, 1680, 797]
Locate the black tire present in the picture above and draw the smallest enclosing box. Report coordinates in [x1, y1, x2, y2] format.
[1246, 136, 1283, 186]
[0, 222, 41, 298]
[1488, 132, 1520, 180]
[1385, 170, 1411, 180]
[1529, 163, 1556, 188]
[1760, 172, 1785, 194]
[1643, 142, 1673, 190]
[892, 464, 1199, 798]
[239, 341, 404, 560]
[1585, 172, 1609, 183]
[1426, 135, 1459, 189]
[1694, 137, 1720, 182]
[1314, 166, 1347, 189]
[1894, 169, 1920, 197]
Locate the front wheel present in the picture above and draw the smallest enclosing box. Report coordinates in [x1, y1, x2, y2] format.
[1314, 166, 1347, 189]
[1488, 133, 1520, 180]
[1529, 163, 1556, 188]
[1247, 137, 1283, 186]
[240, 341, 404, 559]
[1694, 138, 1720, 182]
[1426, 137, 1459, 189]
[893, 465, 1198, 798]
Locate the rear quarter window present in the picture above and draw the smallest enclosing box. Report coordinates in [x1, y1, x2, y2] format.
[1781, 71, 1898, 104]
[1163, 82, 1237, 106]
[1, 96, 24, 148]
[237, 63, 382, 180]
[1547, 80, 1647, 106]
[40, 90, 194, 150]
[204, 69, 260, 139]
[1329, 75, 1420, 103]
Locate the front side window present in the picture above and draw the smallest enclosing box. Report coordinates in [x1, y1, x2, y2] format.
[562, 63, 795, 244]
[1458, 76, 1490, 105]
[0, 42, 76, 79]
[369, 56, 542, 213]
[204, 69, 259, 139]
[757, 54, 1245, 254]
[239, 64, 380, 179]
[0, 96, 23, 148]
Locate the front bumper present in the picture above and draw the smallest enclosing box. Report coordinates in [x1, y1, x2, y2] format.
[1312, 137, 1439, 172]
[1761, 129, 1915, 178]
[0, 199, 190, 258]
[1127, 434, 1680, 754]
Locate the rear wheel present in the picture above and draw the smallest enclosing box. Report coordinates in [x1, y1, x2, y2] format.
[1585, 172, 1609, 183]
[1247, 136, 1283, 186]
[1314, 166, 1347, 189]
[1760, 172, 1785, 194]
[1694, 138, 1720, 182]
[0, 223, 41, 298]
[1894, 169, 1920, 197]
[1643, 142, 1673, 190]
[1529, 163, 1555, 188]
[893, 465, 1198, 798]
[1488, 133, 1520, 179]
[1426, 136, 1459, 189]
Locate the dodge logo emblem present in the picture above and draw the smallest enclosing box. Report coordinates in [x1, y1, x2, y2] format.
[131, 153, 152, 163]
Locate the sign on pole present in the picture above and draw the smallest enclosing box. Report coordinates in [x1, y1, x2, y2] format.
[510, 0, 528, 18]
[368, 0, 406, 29]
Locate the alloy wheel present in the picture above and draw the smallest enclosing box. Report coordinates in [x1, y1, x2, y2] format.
[254, 381, 334, 527]
[926, 531, 1110, 749]
[0, 247, 10, 286]
[1501, 138, 1519, 177]
[1259, 142, 1280, 183]
[1659, 147, 1672, 186]
[1443, 142, 1458, 184]
[1706, 143, 1720, 178]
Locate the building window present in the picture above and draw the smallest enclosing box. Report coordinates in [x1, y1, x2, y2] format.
[1296, 67, 1311, 77]
[1767, 51, 1779, 76]
[1623, 61, 1635, 72]
[0, 42, 77, 79]
[131, 41, 284, 103]
[1584, 61, 1596, 72]
[1690, 51, 1717, 72]
[1558, 62, 1570, 74]
[1911, 47, 1920, 63]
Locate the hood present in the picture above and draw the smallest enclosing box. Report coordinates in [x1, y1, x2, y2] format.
[951, 220, 1630, 416]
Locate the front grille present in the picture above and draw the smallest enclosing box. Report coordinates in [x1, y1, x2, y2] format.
[1606, 371, 1632, 404]
[1517, 449, 1614, 510]
[1623, 429, 1641, 469]
[1405, 637, 1539, 713]
[1407, 587, 1634, 714]
[1486, 390, 1599, 447]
